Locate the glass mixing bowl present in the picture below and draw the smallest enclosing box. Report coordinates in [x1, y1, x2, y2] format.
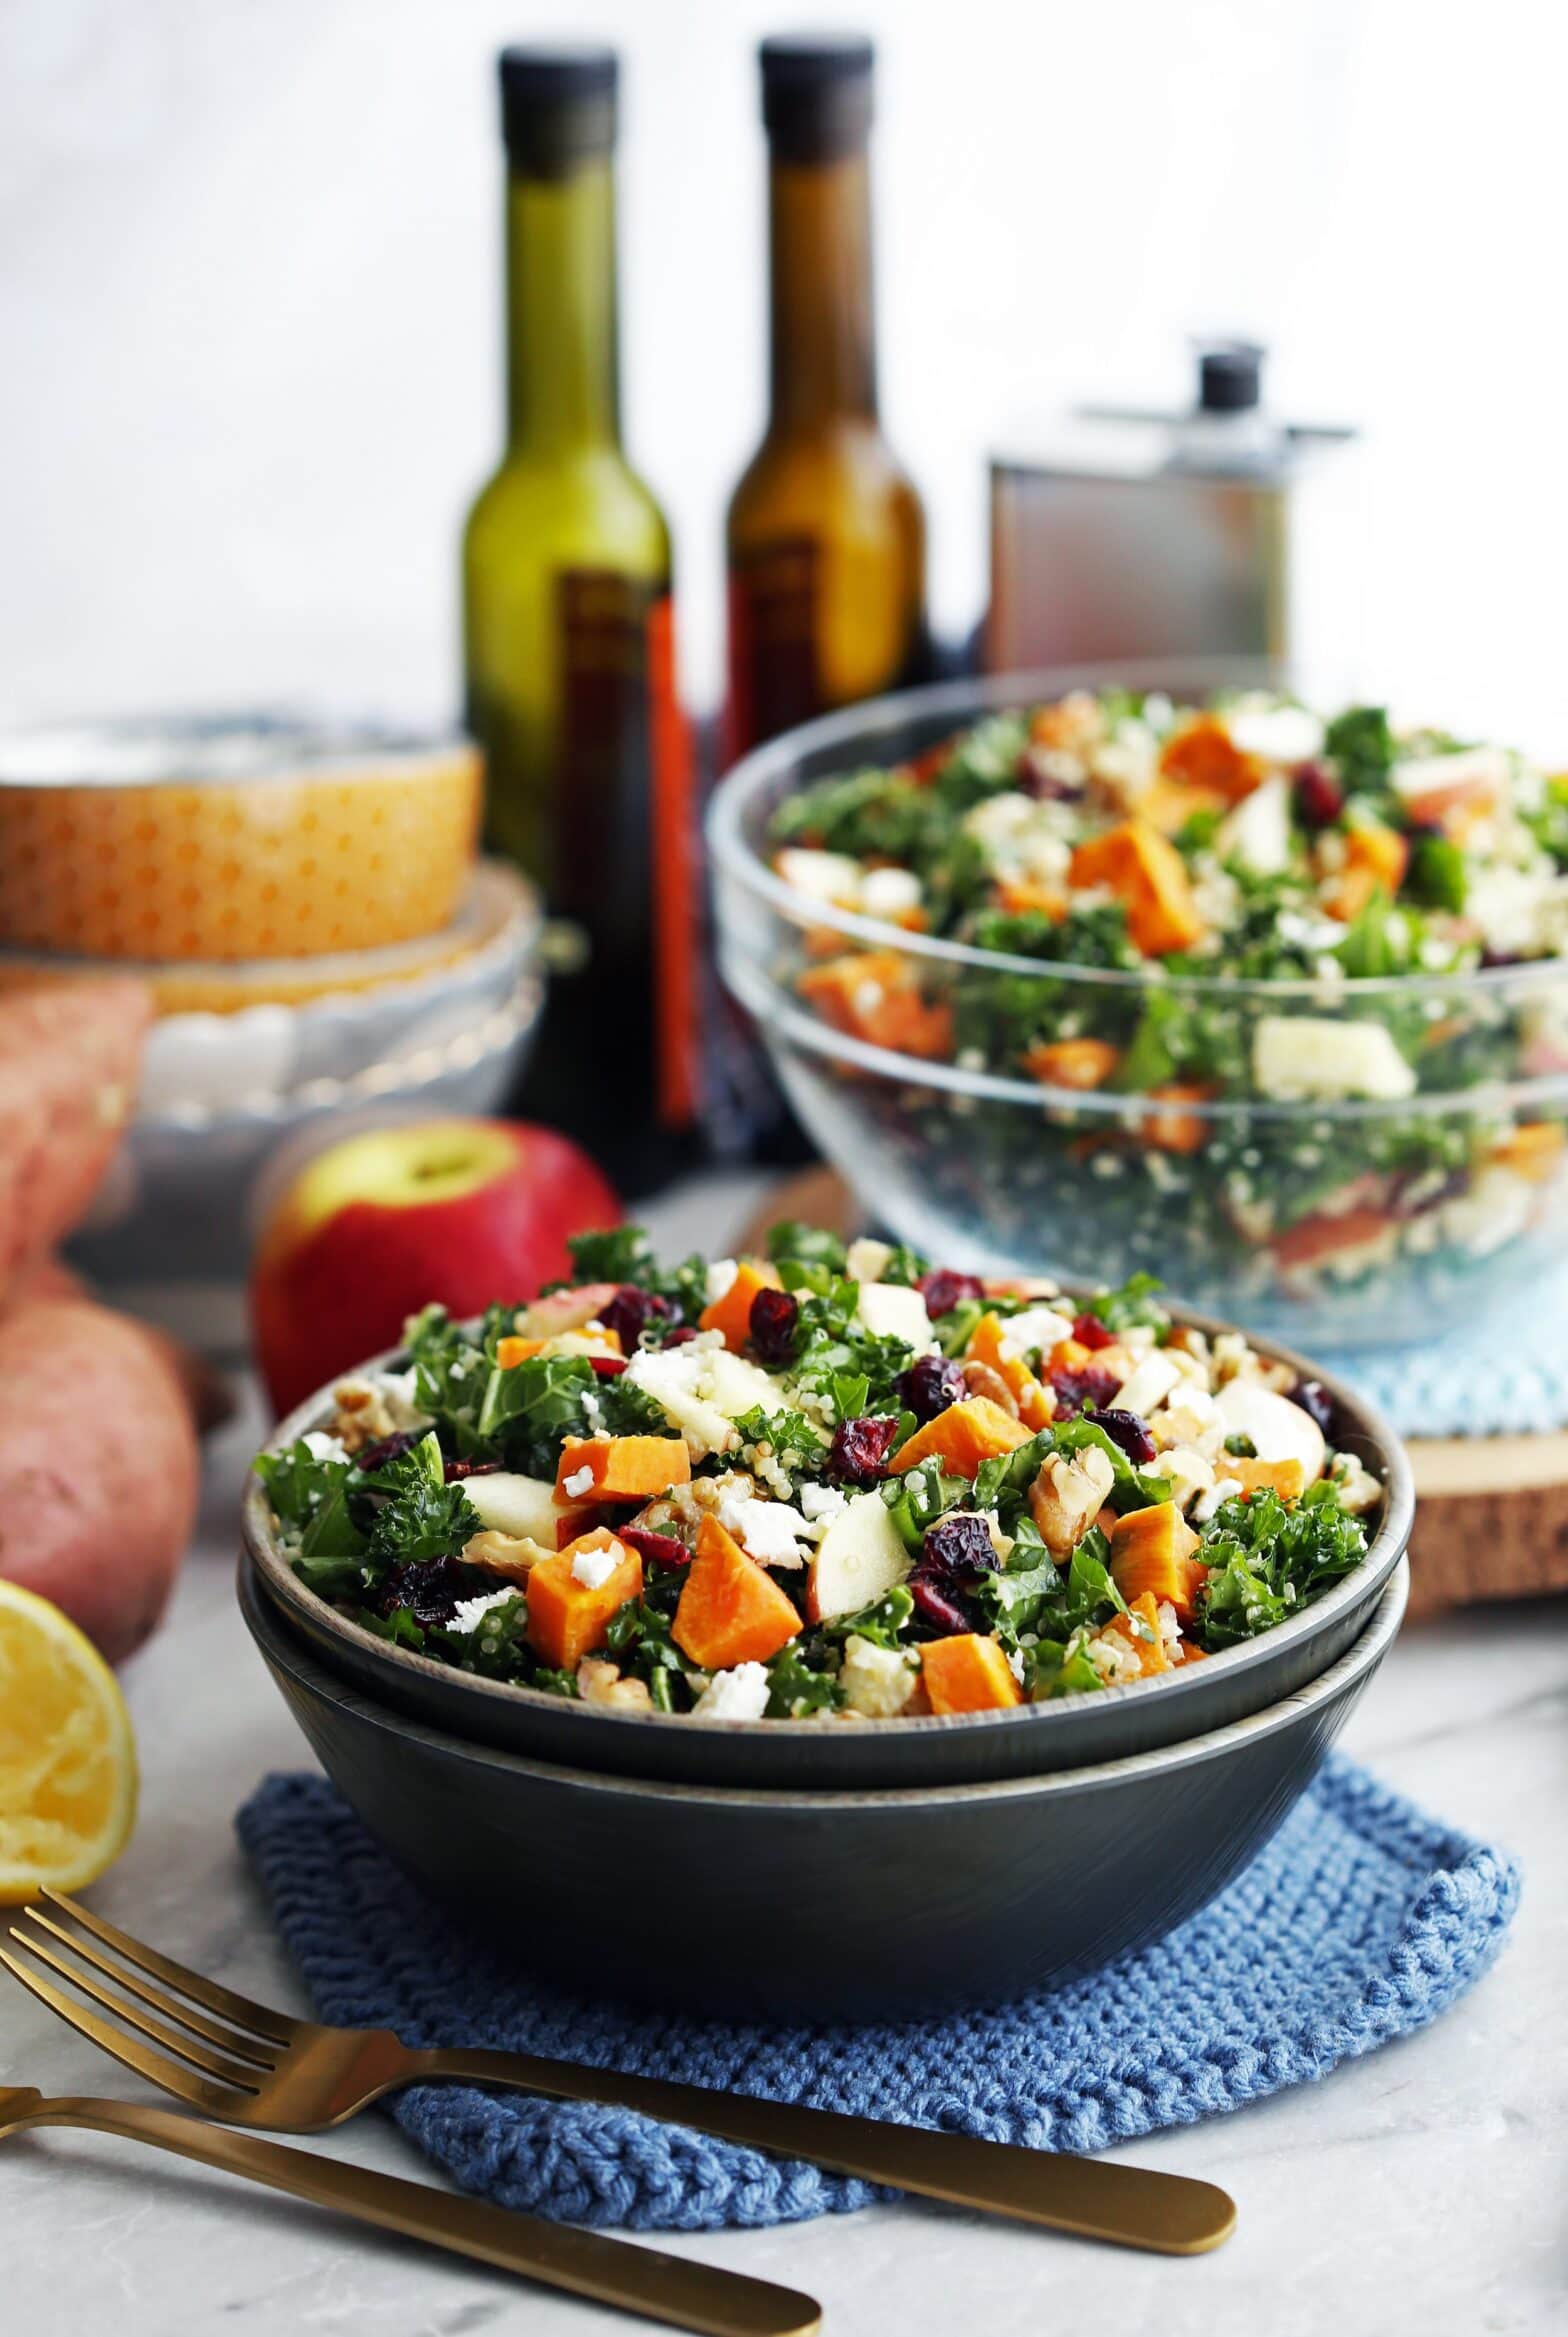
[708, 664, 1568, 1349]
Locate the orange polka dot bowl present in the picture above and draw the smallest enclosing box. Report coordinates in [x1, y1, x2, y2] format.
[0, 715, 482, 962]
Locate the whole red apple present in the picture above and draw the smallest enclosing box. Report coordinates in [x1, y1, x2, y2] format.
[250, 1117, 620, 1416]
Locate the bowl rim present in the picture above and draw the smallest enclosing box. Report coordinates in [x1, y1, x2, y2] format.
[243, 1290, 1415, 1750]
[706, 656, 1568, 1006]
[241, 1543, 1409, 1812]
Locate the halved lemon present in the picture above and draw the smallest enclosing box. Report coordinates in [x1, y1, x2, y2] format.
[0, 1581, 138, 1902]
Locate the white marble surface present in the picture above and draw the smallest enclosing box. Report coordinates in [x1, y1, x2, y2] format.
[4, 1175, 1565, 2335]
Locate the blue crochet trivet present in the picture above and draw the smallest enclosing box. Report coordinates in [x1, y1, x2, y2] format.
[1319, 1271, 1568, 1439]
[236, 1757, 1518, 2232]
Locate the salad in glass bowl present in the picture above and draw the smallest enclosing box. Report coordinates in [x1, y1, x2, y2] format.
[254, 1220, 1382, 1726]
[711, 670, 1568, 1346]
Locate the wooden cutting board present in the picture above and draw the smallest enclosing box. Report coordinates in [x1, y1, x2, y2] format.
[739, 1167, 1568, 1622]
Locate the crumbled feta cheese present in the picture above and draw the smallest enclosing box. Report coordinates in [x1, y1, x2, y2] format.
[692, 1661, 773, 1720]
[1156, 1600, 1183, 1661]
[799, 1481, 848, 1524]
[860, 866, 923, 919]
[774, 846, 863, 905]
[1253, 1016, 1417, 1103]
[1006, 1646, 1026, 1685]
[1194, 1477, 1244, 1523]
[716, 1490, 807, 1568]
[998, 1302, 1075, 1359]
[1151, 1383, 1223, 1456]
[1226, 702, 1324, 765]
[302, 1430, 350, 1464]
[705, 1257, 739, 1304]
[1216, 774, 1291, 876]
[839, 1634, 920, 1718]
[562, 1465, 596, 1500]
[1329, 1450, 1383, 1515]
[571, 1538, 625, 1591]
[1114, 1350, 1183, 1422]
[450, 1589, 519, 1634]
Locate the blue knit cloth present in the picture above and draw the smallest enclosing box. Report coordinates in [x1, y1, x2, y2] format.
[1318, 1272, 1568, 1439]
[236, 1758, 1518, 2232]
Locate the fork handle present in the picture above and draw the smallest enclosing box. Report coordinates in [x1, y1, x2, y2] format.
[35, 2097, 819, 2337]
[411, 2049, 1235, 2256]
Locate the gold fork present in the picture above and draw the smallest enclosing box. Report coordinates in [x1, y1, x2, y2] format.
[3, 1891, 1234, 2254]
[0, 2084, 819, 2334]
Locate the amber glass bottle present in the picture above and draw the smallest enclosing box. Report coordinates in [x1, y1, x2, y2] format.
[463, 48, 699, 1192]
[725, 35, 927, 757]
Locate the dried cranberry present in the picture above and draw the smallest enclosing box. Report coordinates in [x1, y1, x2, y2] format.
[1292, 759, 1344, 830]
[357, 1429, 421, 1474]
[662, 1325, 700, 1348]
[619, 1526, 693, 1568]
[1480, 947, 1525, 970]
[917, 1268, 985, 1319]
[898, 1353, 967, 1424]
[1017, 743, 1084, 802]
[828, 1413, 901, 1485]
[1387, 1164, 1468, 1218]
[600, 1285, 672, 1352]
[588, 1353, 629, 1378]
[1095, 1408, 1156, 1464]
[1287, 1379, 1336, 1438]
[443, 1456, 503, 1481]
[1049, 1364, 1121, 1417]
[908, 1570, 972, 1635]
[922, 1511, 996, 1579]
[748, 1283, 800, 1366]
[1071, 1311, 1115, 1351]
[373, 1557, 469, 1627]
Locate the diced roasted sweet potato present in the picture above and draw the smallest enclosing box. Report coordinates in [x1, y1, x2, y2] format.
[1271, 1204, 1396, 1273]
[1490, 1121, 1566, 1183]
[1141, 1083, 1216, 1155]
[966, 1312, 1054, 1430]
[554, 1434, 691, 1504]
[698, 1258, 781, 1352]
[1103, 1589, 1172, 1678]
[1323, 821, 1409, 922]
[1138, 773, 1232, 836]
[1110, 1538, 1208, 1626]
[525, 1529, 643, 1670]
[1068, 821, 1206, 956]
[1110, 1500, 1202, 1583]
[1022, 1038, 1121, 1091]
[920, 1632, 1023, 1714]
[890, 1395, 1031, 1478]
[1157, 713, 1262, 803]
[497, 1327, 621, 1370]
[672, 1514, 802, 1670]
[996, 877, 1067, 919]
[796, 951, 953, 1060]
[1231, 1456, 1307, 1502]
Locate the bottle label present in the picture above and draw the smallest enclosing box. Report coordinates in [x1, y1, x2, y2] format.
[725, 537, 822, 759]
[556, 570, 699, 1130]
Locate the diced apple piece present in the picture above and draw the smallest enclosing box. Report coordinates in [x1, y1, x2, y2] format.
[1214, 1378, 1326, 1481]
[461, 1471, 562, 1544]
[512, 1283, 620, 1340]
[805, 1490, 912, 1622]
[855, 1281, 937, 1351]
[702, 1347, 786, 1420]
[1252, 1016, 1416, 1103]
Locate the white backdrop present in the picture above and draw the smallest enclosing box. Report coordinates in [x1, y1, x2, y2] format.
[2, 0, 1564, 745]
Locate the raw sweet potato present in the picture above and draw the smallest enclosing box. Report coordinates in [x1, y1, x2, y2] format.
[1022, 1038, 1121, 1091]
[0, 1294, 198, 1663]
[672, 1514, 801, 1669]
[0, 976, 153, 1302]
[524, 1529, 643, 1670]
[920, 1633, 1023, 1714]
[1068, 822, 1206, 956]
[890, 1395, 1031, 1478]
[698, 1259, 781, 1352]
[554, 1434, 691, 1504]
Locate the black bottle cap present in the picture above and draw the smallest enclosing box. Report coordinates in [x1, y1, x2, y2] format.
[500, 45, 617, 174]
[760, 33, 874, 161]
[1197, 339, 1265, 414]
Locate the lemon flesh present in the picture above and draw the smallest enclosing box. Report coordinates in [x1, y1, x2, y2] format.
[0, 1580, 138, 1902]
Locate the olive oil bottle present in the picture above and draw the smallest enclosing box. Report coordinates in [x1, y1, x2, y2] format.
[725, 35, 927, 756]
[464, 48, 699, 1192]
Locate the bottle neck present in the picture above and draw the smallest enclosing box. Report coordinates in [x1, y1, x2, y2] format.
[505, 155, 620, 455]
[767, 146, 877, 431]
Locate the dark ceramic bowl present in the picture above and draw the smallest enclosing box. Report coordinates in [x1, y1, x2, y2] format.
[240, 1547, 1407, 2021]
[244, 1310, 1413, 1793]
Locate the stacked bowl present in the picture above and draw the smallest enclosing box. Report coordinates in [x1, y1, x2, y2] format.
[0, 715, 543, 1347]
[241, 1306, 1413, 2021]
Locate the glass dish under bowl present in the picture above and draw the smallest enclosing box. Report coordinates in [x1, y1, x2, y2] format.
[709, 663, 1568, 1351]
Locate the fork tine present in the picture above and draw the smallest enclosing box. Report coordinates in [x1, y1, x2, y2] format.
[5, 1931, 266, 2092]
[13, 1911, 277, 2071]
[40, 1891, 298, 2045]
[0, 1946, 247, 2116]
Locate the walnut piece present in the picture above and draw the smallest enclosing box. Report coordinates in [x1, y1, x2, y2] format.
[1029, 1444, 1117, 1555]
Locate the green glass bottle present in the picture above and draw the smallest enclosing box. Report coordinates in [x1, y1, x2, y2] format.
[725, 34, 927, 756]
[464, 47, 700, 1193]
